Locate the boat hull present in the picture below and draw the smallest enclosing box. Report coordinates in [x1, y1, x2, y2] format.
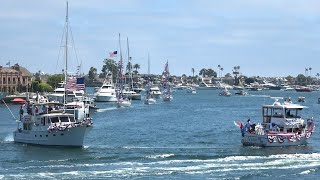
[128, 94, 141, 100]
[242, 132, 311, 147]
[144, 98, 156, 105]
[95, 95, 117, 102]
[117, 101, 131, 108]
[13, 125, 87, 147]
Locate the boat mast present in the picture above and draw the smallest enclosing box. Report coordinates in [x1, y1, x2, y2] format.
[118, 33, 123, 99]
[64, 1, 69, 106]
[127, 37, 133, 90]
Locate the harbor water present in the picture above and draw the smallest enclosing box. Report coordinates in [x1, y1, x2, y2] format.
[0, 88, 320, 179]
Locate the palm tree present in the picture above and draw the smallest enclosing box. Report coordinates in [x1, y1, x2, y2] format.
[126, 61, 132, 73]
[309, 67, 312, 77]
[191, 68, 195, 77]
[218, 65, 221, 78]
[133, 63, 140, 74]
[317, 73, 320, 85]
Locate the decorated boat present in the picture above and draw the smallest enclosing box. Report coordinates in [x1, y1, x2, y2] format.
[13, 2, 92, 147]
[162, 60, 173, 101]
[234, 98, 315, 147]
[14, 103, 92, 147]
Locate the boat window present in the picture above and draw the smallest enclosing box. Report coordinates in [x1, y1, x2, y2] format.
[272, 108, 283, 118]
[75, 93, 82, 96]
[69, 117, 76, 122]
[60, 116, 69, 122]
[50, 117, 59, 123]
[41, 117, 46, 126]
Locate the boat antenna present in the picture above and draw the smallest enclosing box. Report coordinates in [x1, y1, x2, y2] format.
[127, 37, 134, 90]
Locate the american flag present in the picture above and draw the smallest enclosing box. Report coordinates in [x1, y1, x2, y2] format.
[66, 77, 85, 91]
[76, 77, 85, 90]
[109, 51, 117, 57]
[66, 77, 77, 91]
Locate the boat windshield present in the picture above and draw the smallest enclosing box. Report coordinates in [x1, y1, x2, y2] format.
[60, 116, 70, 122]
[285, 108, 302, 118]
[50, 117, 59, 123]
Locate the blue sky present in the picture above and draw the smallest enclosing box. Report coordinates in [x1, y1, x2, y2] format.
[1, 0, 320, 77]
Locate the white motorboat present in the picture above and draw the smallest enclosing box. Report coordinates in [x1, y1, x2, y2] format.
[150, 86, 162, 99]
[14, 105, 91, 147]
[144, 95, 156, 105]
[117, 98, 132, 107]
[234, 98, 315, 147]
[94, 80, 117, 102]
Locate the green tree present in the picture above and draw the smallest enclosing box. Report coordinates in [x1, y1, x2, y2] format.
[38, 82, 53, 92]
[244, 77, 256, 85]
[296, 74, 306, 86]
[47, 74, 64, 89]
[285, 75, 294, 85]
[199, 68, 207, 76]
[88, 67, 97, 83]
[101, 59, 117, 79]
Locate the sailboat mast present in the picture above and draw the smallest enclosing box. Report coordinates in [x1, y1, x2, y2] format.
[64, 1, 69, 105]
[148, 53, 150, 75]
[127, 37, 133, 90]
[118, 33, 123, 97]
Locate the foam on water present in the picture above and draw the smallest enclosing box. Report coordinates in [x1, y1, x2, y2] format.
[145, 154, 175, 159]
[4, 134, 13, 142]
[96, 107, 117, 112]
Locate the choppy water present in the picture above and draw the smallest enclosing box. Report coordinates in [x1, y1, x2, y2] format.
[0, 88, 320, 179]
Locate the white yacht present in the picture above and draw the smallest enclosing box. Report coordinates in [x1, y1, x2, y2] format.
[14, 103, 91, 147]
[95, 80, 117, 102]
[123, 87, 141, 100]
[150, 86, 162, 99]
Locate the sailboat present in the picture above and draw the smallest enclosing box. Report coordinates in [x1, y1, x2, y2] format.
[116, 34, 131, 108]
[162, 61, 173, 101]
[144, 53, 156, 105]
[13, 2, 91, 147]
[122, 37, 142, 100]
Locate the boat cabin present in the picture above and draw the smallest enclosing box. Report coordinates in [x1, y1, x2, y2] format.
[262, 100, 305, 133]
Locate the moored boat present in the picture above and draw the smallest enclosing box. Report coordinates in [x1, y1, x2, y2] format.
[234, 98, 315, 147]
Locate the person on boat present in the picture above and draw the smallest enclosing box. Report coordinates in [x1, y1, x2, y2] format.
[48, 105, 53, 112]
[286, 110, 292, 117]
[307, 117, 315, 131]
[35, 106, 39, 115]
[245, 118, 251, 132]
[42, 105, 48, 114]
[19, 106, 24, 120]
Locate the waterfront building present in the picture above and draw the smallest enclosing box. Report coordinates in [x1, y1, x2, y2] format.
[0, 64, 32, 93]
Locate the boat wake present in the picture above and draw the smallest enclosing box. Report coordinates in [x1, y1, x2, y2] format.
[96, 107, 117, 112]
[4, 134, 13, 142]
[4, 153, 320, 179]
